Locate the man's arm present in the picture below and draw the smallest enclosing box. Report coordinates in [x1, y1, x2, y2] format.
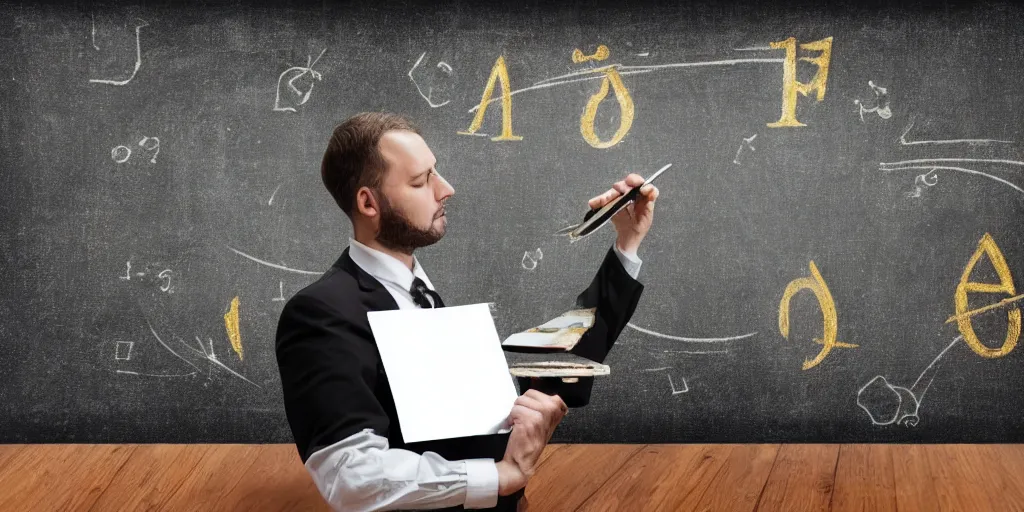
[304, 429, 500, 510]
[276, 294, 510, 510]
[568, 245, 645, 364]
[569, 171, 658, 364]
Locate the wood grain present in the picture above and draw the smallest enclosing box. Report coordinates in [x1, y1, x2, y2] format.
[0, 443, 1021, 511]
[755, 444, 841, 512]
[525, 444, 644, 511]
[831, 444, 897, 512]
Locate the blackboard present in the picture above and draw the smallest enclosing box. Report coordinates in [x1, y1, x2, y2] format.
[2, 0, 1023, 444]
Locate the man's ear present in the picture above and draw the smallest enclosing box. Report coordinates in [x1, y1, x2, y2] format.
[355, 187, 379, 218]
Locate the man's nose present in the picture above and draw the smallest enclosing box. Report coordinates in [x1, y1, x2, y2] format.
[435, 172, 455, 199]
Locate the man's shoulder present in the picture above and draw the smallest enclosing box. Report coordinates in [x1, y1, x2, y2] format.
[278, 265, 366, 324]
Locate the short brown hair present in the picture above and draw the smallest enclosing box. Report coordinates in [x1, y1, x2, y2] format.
[321, 112, 421, 217]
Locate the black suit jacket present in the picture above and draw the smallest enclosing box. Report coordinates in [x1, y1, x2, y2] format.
[275, 246, 644, 511]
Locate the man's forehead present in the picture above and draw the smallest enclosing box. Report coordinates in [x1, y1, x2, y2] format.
[379, 130, 435, 176]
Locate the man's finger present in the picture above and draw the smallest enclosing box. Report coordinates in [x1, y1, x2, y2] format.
[523, 389, 553, 401]
[588, 178, 634, 208]
[550, 394, 568, 414]
[511, 404, 544, 424]
[588, 189, 616, 209]
[634, 185, 658, 215]
[521, 390, 566, 423]
[639, 184, 659, 201]
[515, 394, 546, 412]
[509, 404, 536, 423]
[624, 173, 645, 187]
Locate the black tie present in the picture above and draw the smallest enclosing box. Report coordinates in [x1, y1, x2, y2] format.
[410, 277, 445, 308]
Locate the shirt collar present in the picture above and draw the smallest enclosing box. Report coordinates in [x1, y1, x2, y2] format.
[347, 237, 433, 291]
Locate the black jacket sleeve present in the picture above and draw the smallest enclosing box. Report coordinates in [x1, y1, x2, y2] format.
[275, 293, 389, 463]
[518, 247, 644, 407]
[569, 247, 645, 364]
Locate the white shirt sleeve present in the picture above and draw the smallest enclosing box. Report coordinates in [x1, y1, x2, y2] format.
[612, 244, 643, 280]
[304, 428, 500, 511]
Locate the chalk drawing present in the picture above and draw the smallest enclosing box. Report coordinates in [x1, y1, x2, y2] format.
[408, 52, 456, 108]
[273, 49, 326, 112]
[521, 248, 543, 270]
[899, 119, 1013, 146]
[857, 336, 961, 427]
[89, 19, 148, 86]
[733, 134, 757, 165]
[115, 341, 134, 361]
[853, 80, 891, 122]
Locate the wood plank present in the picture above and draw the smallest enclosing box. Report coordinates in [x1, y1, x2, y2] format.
[158, 444, 263, 510]
[755, 444, 840, 512]
[0, 444, 26, 471]
[91, 444, 212, 511]
[0, 444, 62, 484]
[575, 444, 733, 511]
[693, 444, 780, 512]
[0, 444, 135, 511]
[830, 444, 897, 512]
[923, 445, 998, 511]
[1, 443, 1023, 511]
[524, 444, 644, 511]
[212, 444, 327, 511]
[891, 443, 939, 511]
[0, 445, 74, 505]
[537, 443, 568, 469]
[983, 444, 1024, 509]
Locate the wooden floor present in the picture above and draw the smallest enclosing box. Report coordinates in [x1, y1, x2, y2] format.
[1, 444, 1023, 511]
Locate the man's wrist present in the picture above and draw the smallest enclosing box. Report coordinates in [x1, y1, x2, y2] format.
[615, 237, 640, 257]
[496, 460, 527, 496]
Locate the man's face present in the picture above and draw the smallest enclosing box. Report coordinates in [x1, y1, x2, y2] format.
[373, 130, 455, 253]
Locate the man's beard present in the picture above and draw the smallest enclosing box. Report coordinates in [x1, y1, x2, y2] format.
[375, 191, 445, 254]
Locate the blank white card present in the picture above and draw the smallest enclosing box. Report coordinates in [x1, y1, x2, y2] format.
[367, 303, 518, 443]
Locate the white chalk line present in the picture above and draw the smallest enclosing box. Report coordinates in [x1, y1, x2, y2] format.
[912, 335, 963, 402]
[146, 320, 202, 374]
[882, 165, 1024, 195]
[641, 367, 690, 394]
[116, 370, 197, 378]
[880, 158, 1024, 168]
[227, 246, 321, 275]
[668, 374, 689, 394]
[409, 52, 452, 108]
[190, 336, 261, 388]
[268, 183, 283, 205]
[89, 19, 148, 86]
[627, 322, 758, 343]
[899, 120, 1013, 146]
[468, 57, 784, 114]
[653, 349, 731, 355]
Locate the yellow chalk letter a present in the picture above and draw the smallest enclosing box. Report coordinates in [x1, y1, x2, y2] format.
[459, 56, 522, 141]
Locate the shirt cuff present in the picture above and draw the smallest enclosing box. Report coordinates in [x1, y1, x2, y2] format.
[463, 459, 499, 509]
[612, 244, 643, 280]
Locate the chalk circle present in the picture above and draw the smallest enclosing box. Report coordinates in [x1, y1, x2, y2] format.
[111, 145, 131, 163]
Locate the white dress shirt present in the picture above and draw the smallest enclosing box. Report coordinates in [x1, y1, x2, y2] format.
[305, 238, 642, 511]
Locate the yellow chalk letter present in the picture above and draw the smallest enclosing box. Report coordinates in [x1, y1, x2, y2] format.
[459, 56, 522, 141]
[779, 261, 856, 370]
[954, 233, 1021, 358]
[767, 36, 833, 128]
[580, 66, 635, 149]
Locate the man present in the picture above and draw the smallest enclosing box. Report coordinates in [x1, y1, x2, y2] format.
[275, 112, 658, 511]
